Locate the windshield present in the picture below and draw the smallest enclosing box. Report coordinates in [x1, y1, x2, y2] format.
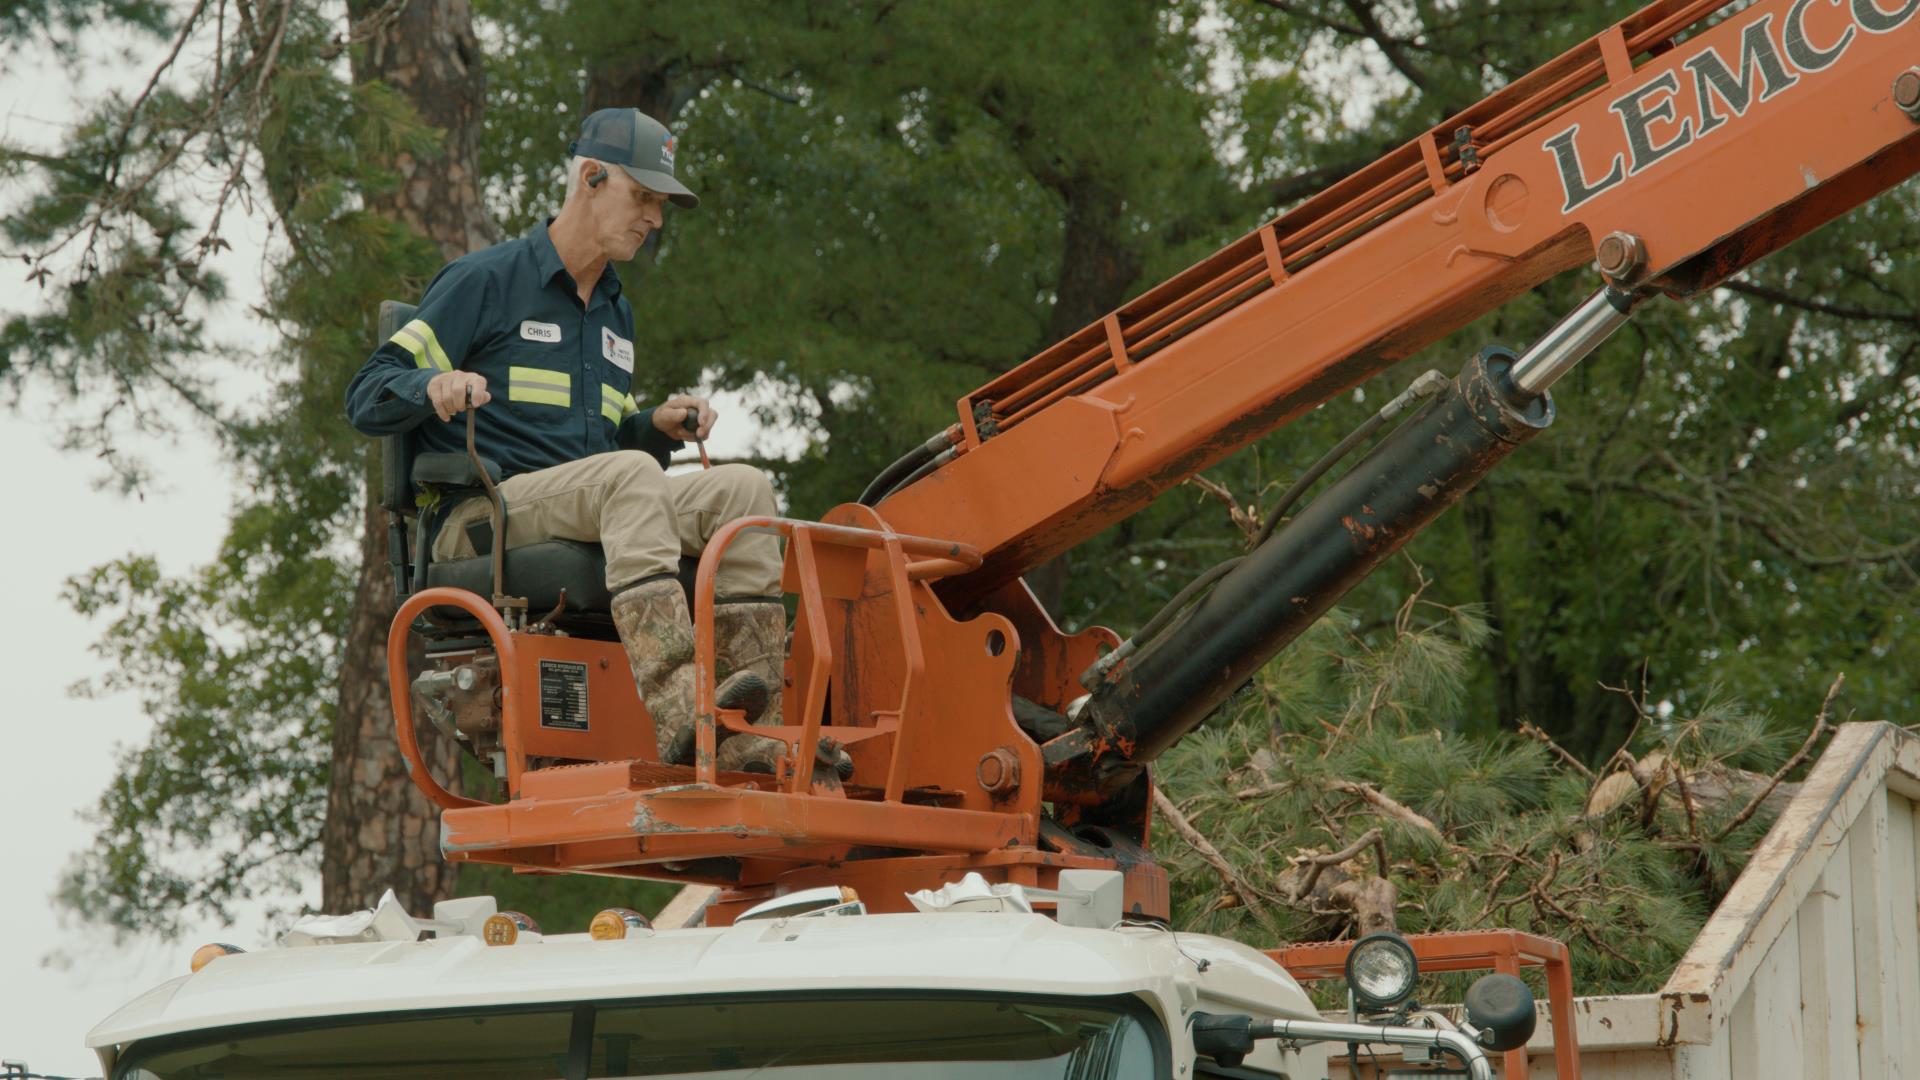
[116, 992, 1166, 1079]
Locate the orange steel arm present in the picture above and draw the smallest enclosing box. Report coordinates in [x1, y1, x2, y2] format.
[877, 0, 1920, 593]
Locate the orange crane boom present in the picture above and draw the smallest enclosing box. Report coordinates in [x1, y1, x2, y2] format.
[878, 0, 1920, 595]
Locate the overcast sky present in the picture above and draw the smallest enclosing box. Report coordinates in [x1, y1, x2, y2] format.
[0, 30, 767, 1076]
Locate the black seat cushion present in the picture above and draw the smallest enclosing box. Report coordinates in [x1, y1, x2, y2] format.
[423, 543, 702, 615]
[426, 540, 610, 612]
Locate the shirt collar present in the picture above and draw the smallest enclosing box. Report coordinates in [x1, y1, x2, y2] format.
[529, 218, 624, 304]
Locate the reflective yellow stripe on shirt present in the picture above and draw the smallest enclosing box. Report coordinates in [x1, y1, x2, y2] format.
[600, 385, 631, 425]
[508, 366, 570, 408]
[389, 319, 453, 372]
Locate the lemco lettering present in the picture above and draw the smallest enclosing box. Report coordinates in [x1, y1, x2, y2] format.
[1543, 0, 1917, 213]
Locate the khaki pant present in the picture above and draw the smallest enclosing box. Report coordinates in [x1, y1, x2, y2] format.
[433, 451, 782, 597]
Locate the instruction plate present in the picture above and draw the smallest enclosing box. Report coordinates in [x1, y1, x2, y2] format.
[538, 659, 590, 731]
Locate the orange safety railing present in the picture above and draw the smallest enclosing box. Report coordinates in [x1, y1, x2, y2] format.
[690, 515, 983, 796]
[388, 517, 985, 808]
[1273, 930, 1579, 1079]
[386, 586, 511, 809]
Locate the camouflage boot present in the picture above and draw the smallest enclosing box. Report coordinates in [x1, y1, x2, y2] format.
[610, 577, 698, 764]
[712, 601, 790, 775]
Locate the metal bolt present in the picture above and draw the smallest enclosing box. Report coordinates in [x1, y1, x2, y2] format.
[976, 748, 1021, 796]
[1595, 230, 1647, 283]
[1895, 68, 1920, 120]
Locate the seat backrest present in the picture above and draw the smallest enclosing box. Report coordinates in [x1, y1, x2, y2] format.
[377, 300, 420, 516]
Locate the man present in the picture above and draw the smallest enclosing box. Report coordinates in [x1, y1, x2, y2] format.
[346, 107, 785, 773]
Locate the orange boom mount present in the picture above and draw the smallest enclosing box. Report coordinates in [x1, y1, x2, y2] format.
[389, 0, 1920, 924]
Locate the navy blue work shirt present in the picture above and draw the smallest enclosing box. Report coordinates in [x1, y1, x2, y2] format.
[344, 220, 681, 476]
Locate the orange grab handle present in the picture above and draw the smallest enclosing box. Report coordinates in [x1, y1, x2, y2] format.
[386, 587, 518, 810]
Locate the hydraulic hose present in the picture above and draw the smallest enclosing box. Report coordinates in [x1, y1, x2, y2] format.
[1250, 369, 1448, 549]
[858, 429, 954, 506]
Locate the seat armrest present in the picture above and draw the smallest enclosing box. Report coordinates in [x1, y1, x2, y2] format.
[412, 452, 503, 488]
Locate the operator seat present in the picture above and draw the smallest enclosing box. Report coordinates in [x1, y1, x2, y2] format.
[375, 300, 694, 639]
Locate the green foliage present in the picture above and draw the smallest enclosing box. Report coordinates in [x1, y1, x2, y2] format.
[1153, 598, 1829, 995]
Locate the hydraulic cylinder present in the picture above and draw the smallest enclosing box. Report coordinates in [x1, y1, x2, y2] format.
[1080, 347, 1552, 779]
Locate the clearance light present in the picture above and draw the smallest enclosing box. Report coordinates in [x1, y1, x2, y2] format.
[482, 910, 539, 946]
[189, 943, 244, 973]
[737, 885, 866, 922]
[589, 908, 653, 940]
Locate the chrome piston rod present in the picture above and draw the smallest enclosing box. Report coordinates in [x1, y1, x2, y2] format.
[1508, 287, 1641, 396]
[1264, 1018, 1494, 1079]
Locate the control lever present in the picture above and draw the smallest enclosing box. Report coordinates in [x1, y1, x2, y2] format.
[466, 386, 526, 618]
[686, 406, 711, 469]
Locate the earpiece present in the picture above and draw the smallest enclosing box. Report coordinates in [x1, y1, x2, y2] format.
[587, 166, 608, 188]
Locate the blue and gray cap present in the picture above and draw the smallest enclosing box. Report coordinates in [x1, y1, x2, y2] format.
[569, 107, 699, 209]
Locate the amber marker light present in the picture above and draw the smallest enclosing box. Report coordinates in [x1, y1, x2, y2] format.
[482, 910, 539, 946]
[189, 943, 244, 973]
[589, 908, 653, 940]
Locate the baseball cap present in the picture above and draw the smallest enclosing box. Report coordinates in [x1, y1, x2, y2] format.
[570, 107, 699, 209]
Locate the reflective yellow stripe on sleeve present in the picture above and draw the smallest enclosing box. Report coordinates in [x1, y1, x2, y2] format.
[600, 385, 631, 425]
[508, 366, 570, 408]
[389, 319, 452, 372]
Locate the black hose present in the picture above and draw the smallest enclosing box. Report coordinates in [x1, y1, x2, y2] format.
[1132, 556, 1246, 653]
[857, 445, 933, 506]
[883, 448, 954, 499]
[1251, 369, 1447, 548]
[1250, 410, 1393, 548]
[857, 431, 950, 506]
[1083, 555, 1247, 691]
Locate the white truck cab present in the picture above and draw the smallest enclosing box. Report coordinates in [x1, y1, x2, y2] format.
[89, 903, 1320, 1078]
[90, 873, 1529, 1079]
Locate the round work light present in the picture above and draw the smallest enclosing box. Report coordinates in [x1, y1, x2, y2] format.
[1344, 931, 1419, 1012]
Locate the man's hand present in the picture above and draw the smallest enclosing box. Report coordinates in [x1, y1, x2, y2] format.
[428, 371, 491, 421]
[653, 394, 717, 440]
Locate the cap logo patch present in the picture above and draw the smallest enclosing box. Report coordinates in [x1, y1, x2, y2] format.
[661, 134, 677, 172]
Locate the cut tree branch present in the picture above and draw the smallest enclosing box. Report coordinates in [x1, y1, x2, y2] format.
[1329, 780, 1447, 844]
[1290, 826, 1386, 900]
[1715, 673, 1843, 840]
[1519, 720, 1594, 780]
[1153, 787, 1270, 915]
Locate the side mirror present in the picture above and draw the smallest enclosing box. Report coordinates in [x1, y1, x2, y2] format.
[1189, 1012, 1256, 1069]
[1464, 974, 1536, 1052]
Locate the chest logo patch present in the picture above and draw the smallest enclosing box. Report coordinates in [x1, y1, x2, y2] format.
[602, 327, 634, 373]
[520, 320, 562, 343]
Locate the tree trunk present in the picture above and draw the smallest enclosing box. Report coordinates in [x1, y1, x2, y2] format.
[320, 0, 498, 916]
[1024, 176, 1141, 618]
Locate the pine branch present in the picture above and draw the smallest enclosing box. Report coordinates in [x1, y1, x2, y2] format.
[1288, 826, 1385, 900]
[1519, 720, 1593, 780]
[1715, 673, 1842, 840]
[1152, 786, 1270, 916]
[1328, 780, 1447, 844]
